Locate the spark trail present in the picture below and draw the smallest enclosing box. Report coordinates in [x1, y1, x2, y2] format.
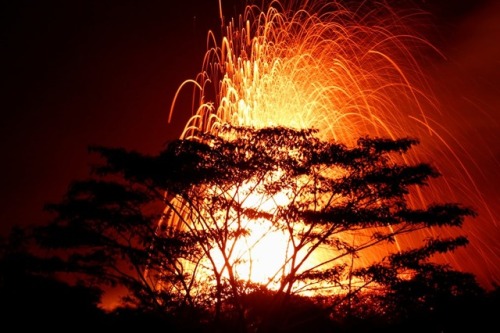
[163, 0, 498, 291]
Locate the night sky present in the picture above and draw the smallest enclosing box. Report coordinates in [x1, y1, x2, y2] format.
[2, 0, 499, 286]
[1, 0, 237, 234]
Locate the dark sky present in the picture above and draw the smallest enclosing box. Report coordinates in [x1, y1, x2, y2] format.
[1, 0, 499, 286]
[1, 0, 241, 234]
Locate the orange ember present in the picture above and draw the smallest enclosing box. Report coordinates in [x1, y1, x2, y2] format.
[161, 0, 498, 292]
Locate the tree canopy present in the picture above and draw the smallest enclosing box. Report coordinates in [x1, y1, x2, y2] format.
[33, 125, 482, 332]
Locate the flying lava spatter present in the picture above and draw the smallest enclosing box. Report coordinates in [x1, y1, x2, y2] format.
[159, 0, 498, 292]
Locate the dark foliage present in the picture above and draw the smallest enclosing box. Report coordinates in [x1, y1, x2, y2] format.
[4, 126, 493, 332]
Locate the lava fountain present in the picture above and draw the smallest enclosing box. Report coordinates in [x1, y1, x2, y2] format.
[161, 0, 498, 292]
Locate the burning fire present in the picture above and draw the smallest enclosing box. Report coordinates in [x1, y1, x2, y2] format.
[160, 0, 498, 292]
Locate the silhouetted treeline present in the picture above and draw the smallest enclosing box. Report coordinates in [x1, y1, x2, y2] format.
[1, 126, 498, 332]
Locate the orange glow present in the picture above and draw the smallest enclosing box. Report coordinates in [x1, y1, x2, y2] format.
[162, 0, 498, 293]
[204, 177, 293, 286]
[209, 220, 293, 286]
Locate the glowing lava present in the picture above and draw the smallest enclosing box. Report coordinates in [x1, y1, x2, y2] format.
[162, 0, 498, 292]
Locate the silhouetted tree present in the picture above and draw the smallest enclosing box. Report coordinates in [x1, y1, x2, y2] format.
[35, 125, 480, 332]
[36, 170, 205, 316]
